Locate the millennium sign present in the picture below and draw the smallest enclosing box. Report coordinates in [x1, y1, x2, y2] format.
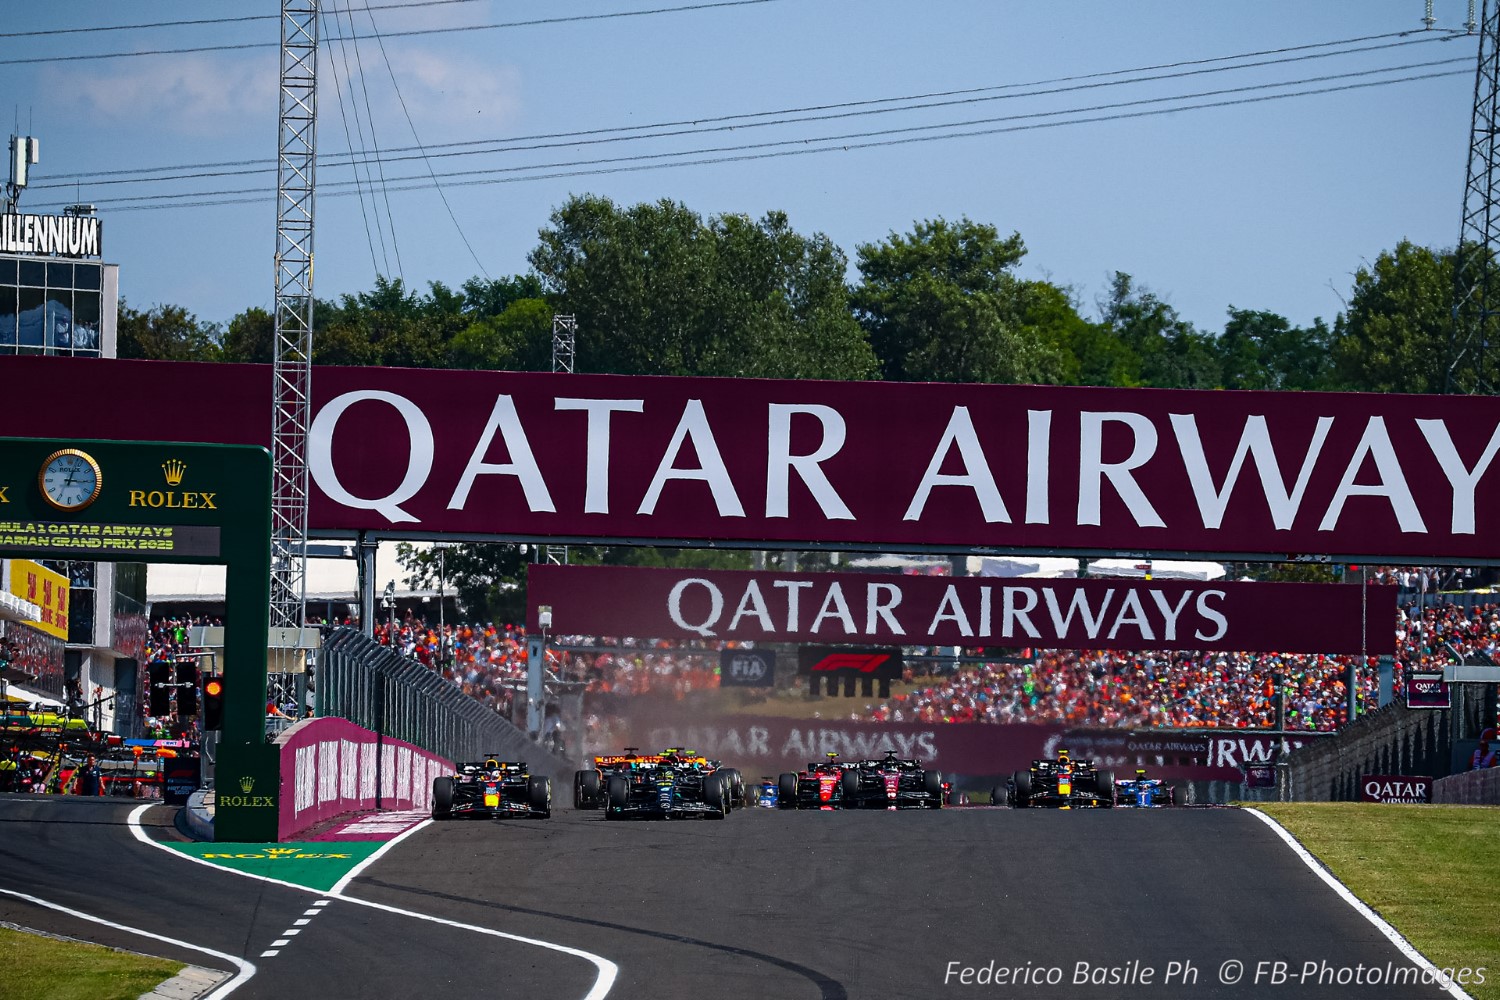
[0, 213, 102, 258]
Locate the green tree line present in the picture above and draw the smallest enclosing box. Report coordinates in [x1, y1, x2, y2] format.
[120, 194, 1458, 395]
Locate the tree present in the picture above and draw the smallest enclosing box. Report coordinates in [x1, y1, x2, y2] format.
[1216, 308, 1335, 391]
[1097, 272, 1219, 389]
[1329, 241, 1453, 394]
[851, 217, 1068, 384]
[219, 306, 274, 364]
[448, 298, 553, 371]
[116, 301, 220, 361]
[528, 195, 876, 379]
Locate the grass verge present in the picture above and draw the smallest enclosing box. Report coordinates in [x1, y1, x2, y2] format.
[0, 926, 184, 1000]
[1254, 803, 1499, 1000]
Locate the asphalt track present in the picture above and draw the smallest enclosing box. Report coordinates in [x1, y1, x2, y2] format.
[0, 794, 1467, 1000]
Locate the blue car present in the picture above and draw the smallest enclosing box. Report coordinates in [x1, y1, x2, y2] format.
[756, 777, 780, 808]
[1113, 769, 1177, 807]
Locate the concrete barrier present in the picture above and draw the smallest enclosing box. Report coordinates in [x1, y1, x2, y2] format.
[1433, 767, 1500, 804]
[276, 717, 452, 841]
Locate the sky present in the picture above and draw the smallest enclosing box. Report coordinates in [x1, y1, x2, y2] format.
[0, 0, 1484, 338]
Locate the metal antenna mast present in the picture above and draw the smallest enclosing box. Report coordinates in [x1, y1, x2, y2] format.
[1450, 0, 1499, 394]
[547, 314, 577, 566]
[270, 0, 319, 637]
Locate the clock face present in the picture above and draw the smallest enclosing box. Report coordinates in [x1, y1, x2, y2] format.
[39, 449, 102, 511]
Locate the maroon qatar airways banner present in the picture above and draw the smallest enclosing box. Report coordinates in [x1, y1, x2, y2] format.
[7, 356, 1500, 559]
[527, 565, 1396, 653]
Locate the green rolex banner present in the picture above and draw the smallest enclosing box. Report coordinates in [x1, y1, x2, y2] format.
[162, 841, 382, 892]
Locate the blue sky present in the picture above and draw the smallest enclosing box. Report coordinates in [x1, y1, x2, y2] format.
[1, 1, 1481, 338]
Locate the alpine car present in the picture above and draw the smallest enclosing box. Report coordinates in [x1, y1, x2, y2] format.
[604, 756, 731, 820]
[1005, 748, 1113, 808]
[433, 758, 552, 819]
[838, 750, 944, 810]
[1113, 769, 1177, 807]
[756, 776, 780, 808]
[777, 752, 854, 809]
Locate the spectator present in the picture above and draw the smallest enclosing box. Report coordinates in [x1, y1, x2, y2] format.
[1474, 728, 1498, 770]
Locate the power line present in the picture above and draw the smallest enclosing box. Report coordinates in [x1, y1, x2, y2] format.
[0, 0, 485, 38]
[28, 67, 1464, 214]
[27, 30, 1473, 192]
[0, 0, 783, 63]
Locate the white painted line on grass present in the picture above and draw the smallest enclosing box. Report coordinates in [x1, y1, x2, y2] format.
[0, 887, 255, 1000]
[1244, 808, 1475, 1000]
[127, 803, 618, 1000]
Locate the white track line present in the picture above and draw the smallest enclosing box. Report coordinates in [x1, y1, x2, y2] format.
[0, 886, 255, 1000]
[126, 804, 618, 1000]
[1244, 808, 1476, 1000]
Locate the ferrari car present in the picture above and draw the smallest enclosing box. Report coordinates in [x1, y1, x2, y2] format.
[1004, 748, 1113, 808]
[604, 756, 731, 820]
[777, 752, 854, 809]
[1113, 769, 1177, 807]
[838, 750, 944, 810]
[433, 758, 551, 819]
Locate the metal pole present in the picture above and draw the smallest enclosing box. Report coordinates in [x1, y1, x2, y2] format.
[357, 532, 376, 638]
[438, 546, 446, 670]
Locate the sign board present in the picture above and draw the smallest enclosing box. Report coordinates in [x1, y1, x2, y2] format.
[1360, 774, 1432, 803]
[0, 213, 102, 258]
[527, 564, 1396, 653]
[719, 648, 775, 687]
[798, 647, 903, 680]
[5, 559, 69, 640]
[1243, 763, 1278, 789]
[163, 756, 201, 805]
[8, 356, 1500, 561]
[0, 437, 273, 842]
[1406, 671, 1450, 709]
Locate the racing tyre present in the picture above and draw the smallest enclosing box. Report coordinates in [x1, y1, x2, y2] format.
[574, 769, 600, 810]
[777, 773, 799, 809]
[529, 774, 552, 818]
[1012, 770, 1032, 808]
[705, 774, 727, 818]
[990, 785, 1006, 807]
[923, 770, 944, 808]
[723, 768, 746, 807]
[1094, 769, 1115, 807]
[605, 774, 630, 819]
[840, 768, 862, 808]
[432, 776, 454, 820]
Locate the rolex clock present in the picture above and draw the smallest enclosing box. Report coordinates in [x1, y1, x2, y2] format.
[39, 448, 103, 511]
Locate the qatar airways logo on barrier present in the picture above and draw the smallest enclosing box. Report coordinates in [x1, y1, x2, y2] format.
[1361, 774, 1432, 804]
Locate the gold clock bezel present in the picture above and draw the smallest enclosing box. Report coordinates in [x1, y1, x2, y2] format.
[38, 448, 103, 512]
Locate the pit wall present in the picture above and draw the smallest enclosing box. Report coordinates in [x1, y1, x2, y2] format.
[276, 717, 451, 841]
[1433, 767, 1500, 804]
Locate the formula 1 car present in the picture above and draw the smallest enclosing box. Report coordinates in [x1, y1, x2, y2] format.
[777, 752, 855, 809]
[1004, 748, 1113, 808]
[604, 755, 731, 820]
[756, 776, 780, 808]
[433, 758, 551, 820]
[575, 747, 746, 810]
[838, 750, 944, 810]
[1113, 769, 1177, 808]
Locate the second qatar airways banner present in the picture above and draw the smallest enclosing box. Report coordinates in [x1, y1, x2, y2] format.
[6, 356, 1500, 559]
[527, 565, 1395, 653]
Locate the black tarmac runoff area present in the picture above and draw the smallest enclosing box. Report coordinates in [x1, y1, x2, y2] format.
[0, 795, 1462, 1000]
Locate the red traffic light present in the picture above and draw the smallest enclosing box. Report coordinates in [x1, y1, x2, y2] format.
[204, 678, 223, 698]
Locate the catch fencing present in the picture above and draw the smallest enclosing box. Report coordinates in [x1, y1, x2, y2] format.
[316, 627, 574, 784]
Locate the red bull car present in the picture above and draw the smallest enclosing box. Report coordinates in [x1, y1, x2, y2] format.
[838, 750, 944, 810]
[433, 758, 552, 819]
[1003, 748, 1113, 808]
[777, 752, 855, 809]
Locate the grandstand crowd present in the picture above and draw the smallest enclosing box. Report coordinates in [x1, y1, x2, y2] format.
[131, 594, 1500, 736]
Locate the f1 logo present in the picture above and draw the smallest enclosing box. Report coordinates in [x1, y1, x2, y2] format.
[811, 653, 890, 673]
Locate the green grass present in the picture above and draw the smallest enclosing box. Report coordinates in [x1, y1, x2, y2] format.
[0, 927, 184, 1000]
[1254, 803, 1500, 1000]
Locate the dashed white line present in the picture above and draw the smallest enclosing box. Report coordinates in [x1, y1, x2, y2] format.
[292, 919, 310, 926]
